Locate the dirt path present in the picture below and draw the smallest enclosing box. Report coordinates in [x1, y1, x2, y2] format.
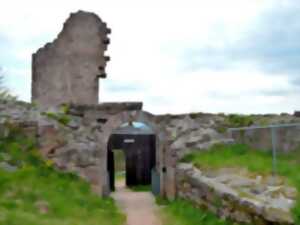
[112, 181, 162, 225]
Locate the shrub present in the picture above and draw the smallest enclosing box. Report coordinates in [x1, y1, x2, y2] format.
[41, 111, 71, 126]
[0, 70, 17, 102]
[60, 104, 70, 114]
[226, 114, 254, 127]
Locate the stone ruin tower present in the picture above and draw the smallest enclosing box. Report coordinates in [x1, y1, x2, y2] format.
[32, 11, 111, 108]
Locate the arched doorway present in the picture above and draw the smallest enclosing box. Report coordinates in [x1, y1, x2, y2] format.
[107, 121, 156, 191]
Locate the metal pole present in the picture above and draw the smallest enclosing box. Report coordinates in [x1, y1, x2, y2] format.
[271, 127, 277, 177]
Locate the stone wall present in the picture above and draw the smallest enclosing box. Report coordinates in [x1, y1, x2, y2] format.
[153, 113, 233, 199]
[9, 101, 300, 201]
[0, 101, 233, 198]
[0, 121, 38, 142]
[32, 11, 110, 108]
[66, 106, 232, 198]
[176, 163, 296, 225]
[0, 101, 142, 195]
[26, 9, 300, 203]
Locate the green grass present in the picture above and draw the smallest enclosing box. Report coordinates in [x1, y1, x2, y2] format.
[159, 198, 236, 225]
[114, 150, 126, 183]
[181, 144, 300, 184]
[181, 143, 300, 224]
[0, 126, 125, 225]
[115, 171, 125, 181]
[114, 150, 125, 172]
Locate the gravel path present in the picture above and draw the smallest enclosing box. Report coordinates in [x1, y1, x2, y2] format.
[112, 181, 162, 225]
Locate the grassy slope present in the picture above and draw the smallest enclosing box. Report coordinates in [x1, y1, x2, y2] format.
[181, 144, 300, 224]
[158, 198, 236, 225]
[0, 129, 125, 225]
[181, 144, 300, 186]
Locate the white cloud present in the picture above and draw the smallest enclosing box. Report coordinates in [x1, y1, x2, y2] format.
[0, 0, 299, 114]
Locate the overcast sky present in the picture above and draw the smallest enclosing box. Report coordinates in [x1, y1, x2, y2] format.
[0, 0, 299, 114]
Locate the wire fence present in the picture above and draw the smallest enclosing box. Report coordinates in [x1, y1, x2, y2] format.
[228, 123, 300, 176]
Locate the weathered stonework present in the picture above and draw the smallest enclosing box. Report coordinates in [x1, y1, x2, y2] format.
[2, 100, 300, 225]
[176, 163, 296, 225]
[0, 101, 232, 198]
[2, 100, 300, 202]
[1, 9, 299, 225]
[32, 11, 110, 108]
[28, 12, 233, 197]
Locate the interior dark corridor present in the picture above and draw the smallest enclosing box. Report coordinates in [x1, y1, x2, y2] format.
[107, 122, 156, 191]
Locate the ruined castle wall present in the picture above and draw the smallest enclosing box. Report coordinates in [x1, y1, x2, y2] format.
[0, 101, 232, 197]
[32, 11, 110, 108]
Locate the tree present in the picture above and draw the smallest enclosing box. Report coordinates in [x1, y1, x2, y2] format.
[0, 67, 16, 101]
[0, 67, 4, 88]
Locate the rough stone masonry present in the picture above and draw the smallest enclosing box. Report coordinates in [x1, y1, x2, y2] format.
[32, 11, 111, 108]
[176, 163, 296, 225]
[10, 9, 297, 224]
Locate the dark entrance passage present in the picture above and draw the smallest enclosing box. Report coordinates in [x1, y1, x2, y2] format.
[107, 122, 156, 191]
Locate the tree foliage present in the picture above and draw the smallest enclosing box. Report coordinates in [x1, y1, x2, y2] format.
[0, 68, 17, 101]
[0, 68, 4, 88]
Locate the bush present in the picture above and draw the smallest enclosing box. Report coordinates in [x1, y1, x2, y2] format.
[0, 70, 17, 102]
[226, 114, 254, 127]
[216, 114, 255, 134]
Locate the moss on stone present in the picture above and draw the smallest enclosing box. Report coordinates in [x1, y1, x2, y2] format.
[41, 111, 71, 126]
